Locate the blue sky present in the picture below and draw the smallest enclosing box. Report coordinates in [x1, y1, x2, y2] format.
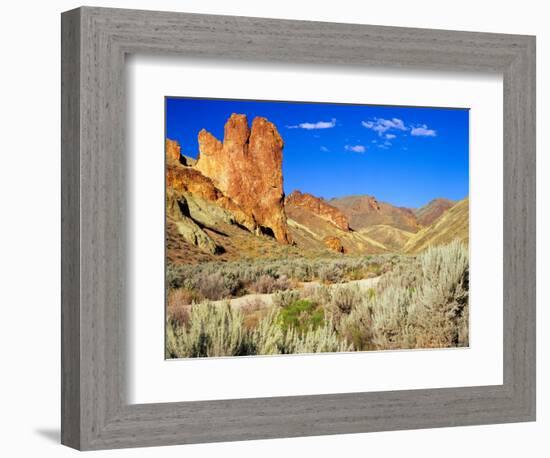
[166, 97, 469, 208]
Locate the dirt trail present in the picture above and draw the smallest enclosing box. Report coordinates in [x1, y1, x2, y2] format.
[210, 276, 381, 310]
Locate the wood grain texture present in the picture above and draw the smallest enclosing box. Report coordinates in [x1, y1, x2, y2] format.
[60, 7, 81, 450]
[61, 6, 536, 450]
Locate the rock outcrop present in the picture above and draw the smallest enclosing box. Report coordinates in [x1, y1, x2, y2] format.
[166, 164, 256, 232]
[166, 139, 197, 167]
[166, 139, 182, 165]
[166, 191, 220, 255]
[285, 190, 350, 232]
[195, 114, 291, 243]
[323, 236, 345, 253]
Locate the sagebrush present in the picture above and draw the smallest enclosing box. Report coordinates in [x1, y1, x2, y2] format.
[166, 241, 469, 357]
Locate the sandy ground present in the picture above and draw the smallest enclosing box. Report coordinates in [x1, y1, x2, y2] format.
[208, 276, 381, 310]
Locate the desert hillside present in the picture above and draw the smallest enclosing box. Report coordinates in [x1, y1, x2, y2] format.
[403, 198, 469, 254]
[166, 113, 468, 262]
[359, 225, 415, 252]
[415, 197, 456, 226]
[329, 195, 421, 233]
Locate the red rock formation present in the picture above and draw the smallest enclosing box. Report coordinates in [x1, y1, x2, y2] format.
[323, 236, 345, 253]
[166, 139, 182, 165]
[195, 113, 291, 243]
[285, 190, 350, 232]
[167, 164, 219, 201]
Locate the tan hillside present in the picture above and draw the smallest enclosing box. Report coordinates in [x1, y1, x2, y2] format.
[403, 198, 469, 254]
[285, 190, 350, 231]
[286, 199, 388, 255]
[286, 216, 388, 255]
[329, 195, 421, 233]
[360, 225, 414, 252]
[415, 198, 455, 226]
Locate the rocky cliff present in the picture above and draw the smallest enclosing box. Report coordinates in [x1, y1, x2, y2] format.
[285, 190, 350, 232]
[195, 114, 290, 243]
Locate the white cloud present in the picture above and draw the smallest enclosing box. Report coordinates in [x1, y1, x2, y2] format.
[287, 118, 336, 130]
[345, 144, 366, 153]
[361, 118, 407, 136]
[320, 146, 329, 152]
[385, 134, 396, 139]
[410, 124, 437, 136]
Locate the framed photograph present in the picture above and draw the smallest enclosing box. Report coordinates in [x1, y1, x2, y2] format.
[61, 6, 536, 450]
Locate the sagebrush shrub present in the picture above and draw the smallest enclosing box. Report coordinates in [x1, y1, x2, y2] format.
[166, 241, 469, 357]
[339, 240, 469, 350]
[330, 285, 363, 314]
[248, 274, 290, 294]
[166, 303, 248, 358]
[166, 254, 395, 293]
[167, 301, 348, 358]
[195, 272, 241, 300]
[272, 289, 301, 308]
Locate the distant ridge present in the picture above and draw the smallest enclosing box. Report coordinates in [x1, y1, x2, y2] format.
[329, 195, 421, 233]
[415, 198, 456, 226]
[403, 198, 469, 254]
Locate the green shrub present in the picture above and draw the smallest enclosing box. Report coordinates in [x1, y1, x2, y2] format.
[278, 299, 324, 334]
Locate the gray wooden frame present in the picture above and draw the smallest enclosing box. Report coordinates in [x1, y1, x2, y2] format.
[61, 6, 536, 451]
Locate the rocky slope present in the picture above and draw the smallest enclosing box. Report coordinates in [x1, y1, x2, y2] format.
[285, 190, 350, 231]
[415, 198, 456, 226]
[403, 198, 469, 254]
[323, 236, 345, 253]
[329, 195, 421, 233]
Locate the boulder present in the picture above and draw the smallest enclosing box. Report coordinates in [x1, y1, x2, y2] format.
[323, 236, 345, 253]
